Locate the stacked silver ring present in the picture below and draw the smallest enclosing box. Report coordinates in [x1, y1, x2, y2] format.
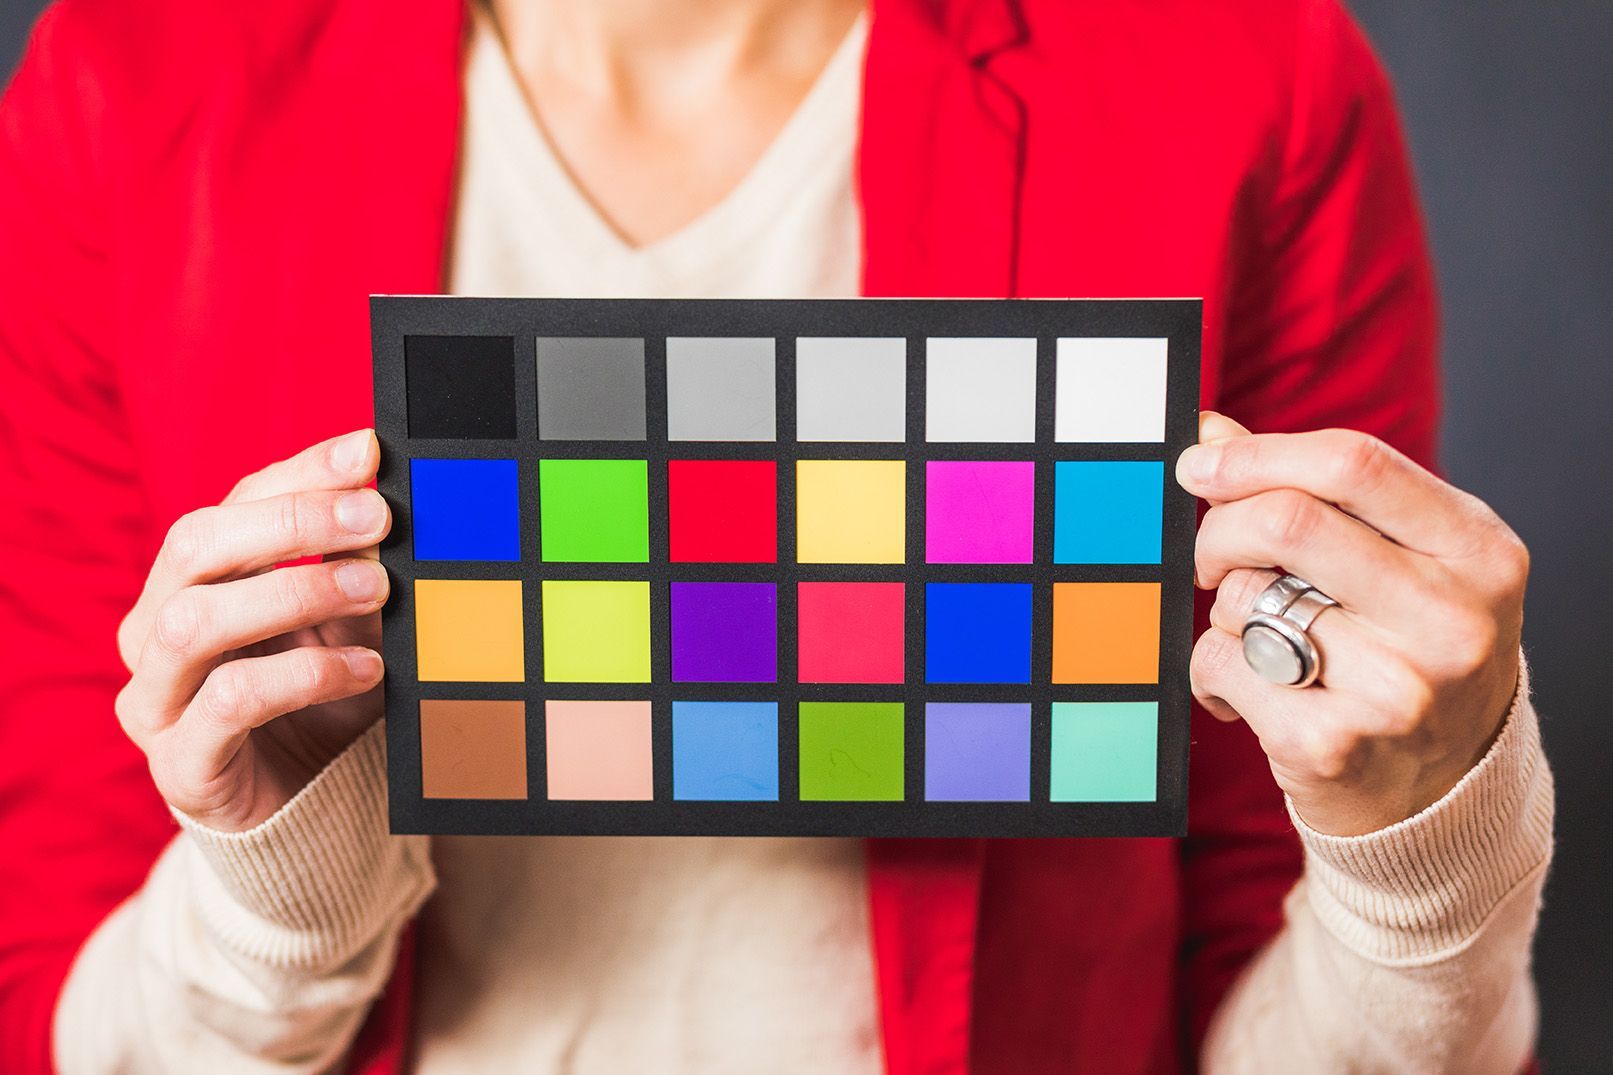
[1241, 575, 1339, 688]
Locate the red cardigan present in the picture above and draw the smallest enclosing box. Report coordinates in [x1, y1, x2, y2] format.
[0, 1, 1437, 1071]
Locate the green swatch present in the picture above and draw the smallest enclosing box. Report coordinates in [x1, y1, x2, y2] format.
[538, 459, 650, 563]
[799, 701, 904, 801]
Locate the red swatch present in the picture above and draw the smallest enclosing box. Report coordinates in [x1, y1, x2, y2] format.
[798, 582, 906, 683]
[668, 460, 777, 563]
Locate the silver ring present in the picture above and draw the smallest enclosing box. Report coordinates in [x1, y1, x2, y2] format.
[1249, 574, 1315, 618]
[1241, 577, 1339, 688]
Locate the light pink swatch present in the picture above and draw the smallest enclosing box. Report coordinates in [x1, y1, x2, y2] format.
[545, 700, 654, 800]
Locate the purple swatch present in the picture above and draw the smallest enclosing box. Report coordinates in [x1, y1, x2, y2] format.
[925, 461, 1035, 563]
[924, 702, 1031, 801]
[670, 582, 778, 683]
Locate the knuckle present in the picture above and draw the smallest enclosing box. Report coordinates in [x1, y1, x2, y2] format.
[224, 474, 256, 504]
[290, 648, 331, 697]
[1221, 569, 1271, 620]
[113, 685, 148, 742]
[1257, 489, 1321, 553]
[1367, 659, 1435, 735]
[152, 593, 204, 660]
[116, 611, 143, 671]
[1191, 628, 1240, 685]
[273, 492, 318, 548]
[272, 568, 321, 625]
[194, 668, 250, 731]
[1300, 727, 1362, 782]
[1329, 431, 1394, 491]
[163, 512, 210, 576]
[1491, 529, 1531, 594]
[1443, 611, 1500, 677]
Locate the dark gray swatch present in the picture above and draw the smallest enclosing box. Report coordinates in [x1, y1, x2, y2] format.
[536, 337, 647, 441]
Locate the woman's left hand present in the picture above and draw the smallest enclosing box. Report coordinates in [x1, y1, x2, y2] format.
[1177, 412, 1529, 836]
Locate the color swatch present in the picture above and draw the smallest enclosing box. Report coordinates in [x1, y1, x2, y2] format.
[375, 297, 1199, 837]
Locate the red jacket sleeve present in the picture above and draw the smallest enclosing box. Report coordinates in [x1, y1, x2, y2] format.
[0, 6, 177, 1071]
[1181, 0, 1440, 1054]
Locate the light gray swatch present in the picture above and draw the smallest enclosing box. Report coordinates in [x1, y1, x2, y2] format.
[666, 337, 777, 441]
[796, 337, 907, 442]
[537, 337, 648, 441]
[925, 337, 1037, 442]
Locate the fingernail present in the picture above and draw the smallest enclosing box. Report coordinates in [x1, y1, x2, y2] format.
[1178, 444, 1217, 485]
[335, 560, 386, 601]
[343, 648, 383, 679]
[332, 430, 373, 474]
[336, 489, 386, 534]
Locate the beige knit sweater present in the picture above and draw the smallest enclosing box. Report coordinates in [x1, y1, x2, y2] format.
[51, 11, 1554, 1073]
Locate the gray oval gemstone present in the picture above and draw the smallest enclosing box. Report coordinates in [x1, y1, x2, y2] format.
[1243, 624, 1303, 685]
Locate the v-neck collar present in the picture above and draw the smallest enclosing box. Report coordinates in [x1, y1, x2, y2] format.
[468, 4, 869, 279]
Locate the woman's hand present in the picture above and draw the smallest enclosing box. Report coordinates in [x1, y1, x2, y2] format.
[114, 430, 392, 832]
[1177, 412, 1529, 836]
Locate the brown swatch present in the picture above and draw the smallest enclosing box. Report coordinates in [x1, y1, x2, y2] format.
[420, 699, 528, 799]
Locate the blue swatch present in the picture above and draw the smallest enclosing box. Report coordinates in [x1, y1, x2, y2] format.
[410, 458, 521, 561]
[1053, 461, 1164, 564]
[924, 583, 1032, 683]
[672, 701, 780, 801]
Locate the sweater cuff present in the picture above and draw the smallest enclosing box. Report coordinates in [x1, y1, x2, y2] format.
[173, 721, 436, 970]
[1291, 654, 1554, 963]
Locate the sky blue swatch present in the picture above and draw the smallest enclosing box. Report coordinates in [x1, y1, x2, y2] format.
[1053, 461, 1164, 564]
[673, 701, 780, 801]
[924, 583, 1032, 683]
[410, 458, 520, 561]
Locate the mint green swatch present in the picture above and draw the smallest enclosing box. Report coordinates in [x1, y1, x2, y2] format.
[1050, 702, 1158, 802]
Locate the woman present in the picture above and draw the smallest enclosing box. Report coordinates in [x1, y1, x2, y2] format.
[0, 0, 1552, 1071]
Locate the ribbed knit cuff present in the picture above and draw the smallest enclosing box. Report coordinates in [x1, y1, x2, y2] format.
[1292, 655, 1554, 964]
[174, 721, 436, 971]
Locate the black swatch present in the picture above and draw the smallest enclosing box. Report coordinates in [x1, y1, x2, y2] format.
[406, 335, 518, 439]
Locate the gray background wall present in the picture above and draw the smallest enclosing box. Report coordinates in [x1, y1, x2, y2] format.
[3, 1, 1608, 1067]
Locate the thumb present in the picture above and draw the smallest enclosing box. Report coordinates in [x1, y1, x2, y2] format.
[1198, 409, 1252, 444]
[1181, 411, 1253, 506]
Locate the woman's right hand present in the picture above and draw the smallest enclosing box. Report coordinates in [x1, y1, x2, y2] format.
[114, 430, 393, 832]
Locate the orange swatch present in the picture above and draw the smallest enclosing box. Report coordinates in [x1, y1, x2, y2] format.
[1052, 582, 1161, 684]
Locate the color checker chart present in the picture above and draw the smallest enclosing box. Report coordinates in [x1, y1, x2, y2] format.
[373, 297, 1200, 837]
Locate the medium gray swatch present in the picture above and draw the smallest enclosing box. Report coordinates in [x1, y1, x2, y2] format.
[666, 337, 776, 441]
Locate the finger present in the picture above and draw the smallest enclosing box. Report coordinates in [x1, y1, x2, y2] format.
[224, 429, 379, 505]
[132, 558, 389, 721]
[1195, 489, 1434, 623]
[1198, 410, 1252, 444]
[1190, 412, 1253, 507]
[1205, 568, 1281, 635]
[120, 487, 391, 670]
[161, 646, 384, 800]
[1190, 626, 1359, 758]
[164, 488, 389, 587]
[1177, 427, 1486, 559]
[1200, 571, 1382, 696]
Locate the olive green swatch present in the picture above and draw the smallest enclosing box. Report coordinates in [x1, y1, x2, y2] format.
[798, 701, 904, 801]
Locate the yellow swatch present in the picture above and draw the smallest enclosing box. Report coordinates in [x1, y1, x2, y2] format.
[797, 460, 906, 564]
[416, 579, 525, 682]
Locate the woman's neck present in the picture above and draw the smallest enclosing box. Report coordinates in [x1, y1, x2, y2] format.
[488, 0, 861, 119]
[484, 0, 864, 246]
